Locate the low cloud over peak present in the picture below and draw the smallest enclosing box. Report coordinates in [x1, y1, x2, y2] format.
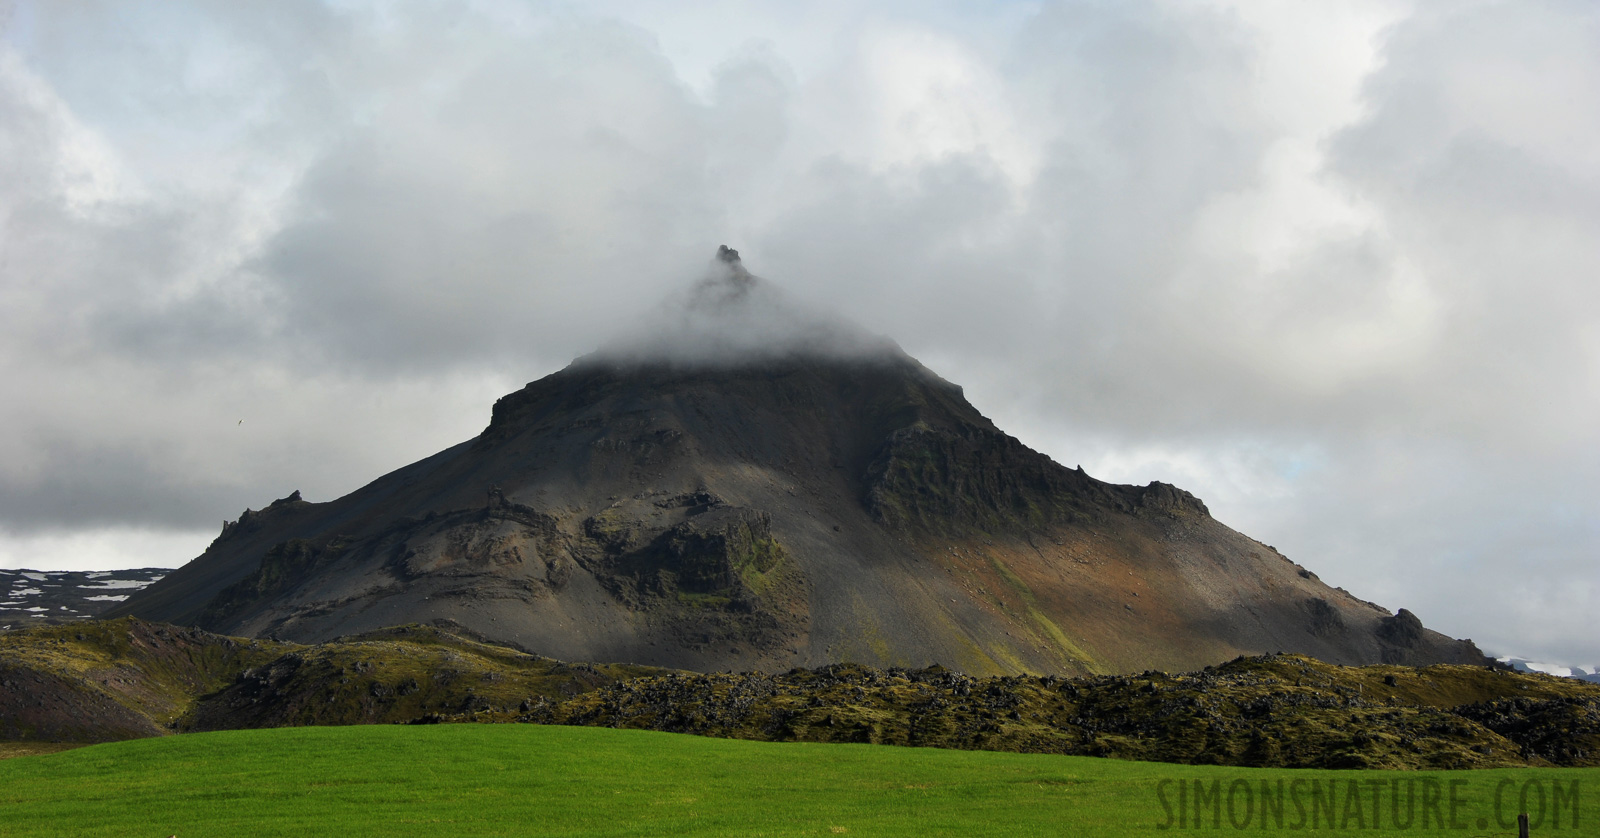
[590, 246, 901, 369]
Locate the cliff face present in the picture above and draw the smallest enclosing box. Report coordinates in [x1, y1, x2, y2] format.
[110, 255, 1485, 676]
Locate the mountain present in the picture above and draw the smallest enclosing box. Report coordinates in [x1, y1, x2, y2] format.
[0, 568, 168, 630]
[109, 249, 1485, 676]
[1499, 657, 1600, 685]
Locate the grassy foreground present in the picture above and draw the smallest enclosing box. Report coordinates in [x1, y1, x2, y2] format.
[0, 725, 1594, 837]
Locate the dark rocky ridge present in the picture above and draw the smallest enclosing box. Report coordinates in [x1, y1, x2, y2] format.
[110, 252, 1485, 676]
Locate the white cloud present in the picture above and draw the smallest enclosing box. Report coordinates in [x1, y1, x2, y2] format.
[0, 527, 210, 573]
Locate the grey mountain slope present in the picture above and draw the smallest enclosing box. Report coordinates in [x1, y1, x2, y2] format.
[110, 254, 1486, 676]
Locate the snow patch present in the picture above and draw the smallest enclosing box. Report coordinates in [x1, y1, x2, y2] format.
[82, 594, 129, 602]
[78, 579, 152, 590]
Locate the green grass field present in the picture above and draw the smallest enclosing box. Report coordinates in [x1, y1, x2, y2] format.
[0, 725, 1593, 837]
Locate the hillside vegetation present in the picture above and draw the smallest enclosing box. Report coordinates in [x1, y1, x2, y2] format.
[525, 656, 1600, 769]
[0, 618, 667, 741]
[2, 618, 1597, 769]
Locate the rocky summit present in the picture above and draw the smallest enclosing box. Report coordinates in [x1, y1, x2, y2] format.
[110, 250, 1484, 676]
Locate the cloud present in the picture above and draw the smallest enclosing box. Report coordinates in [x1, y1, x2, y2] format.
[593, 249, 898, 367]
[251, 15, 719, 373]
[0, 0, 1595, 668]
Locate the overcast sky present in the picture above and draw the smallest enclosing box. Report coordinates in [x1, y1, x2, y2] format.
[1, 0, 1595, 669]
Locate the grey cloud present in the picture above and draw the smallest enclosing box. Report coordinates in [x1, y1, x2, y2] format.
[705, 43, 795, 197]
[256, 16, 729, 373]
[0, 440, 254, 532]
[594, 251, 898, 367]
[757, 0, 1275, 427]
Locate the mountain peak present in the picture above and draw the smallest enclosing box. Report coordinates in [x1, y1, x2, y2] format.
[109, 252, 1488, 678]
[589, 247, 900, 369]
